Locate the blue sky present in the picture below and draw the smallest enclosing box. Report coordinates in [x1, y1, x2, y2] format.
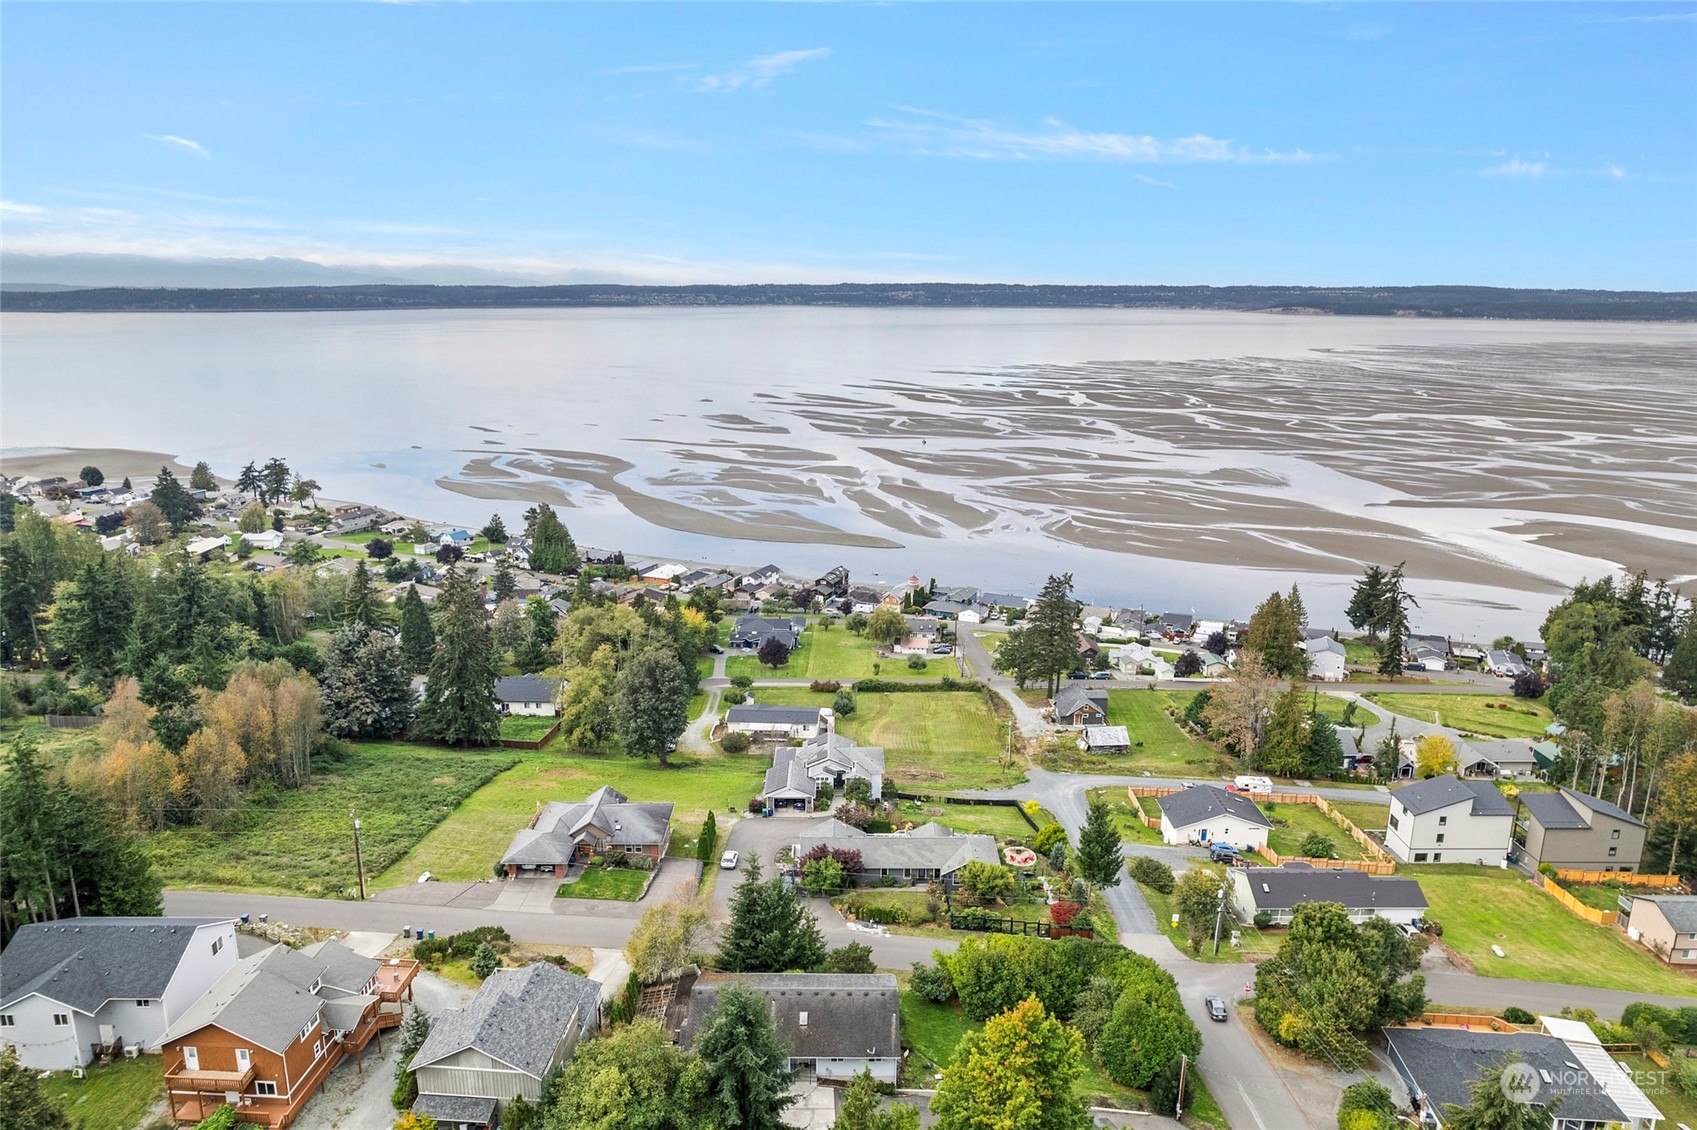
[2, 3, 1693, 288]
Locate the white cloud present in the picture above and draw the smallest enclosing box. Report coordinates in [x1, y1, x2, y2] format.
[146, 134, 211, 158]
[1481, 158, 1546, 178]
[0, 200, 47, 216]
[1602, 163, 1628, 180]
[602, 62, 696, 76]
[1578, 10, 1697, 22]
[868, 109, 1319, 165]
[1135, 174, 1178, 189]
[696, 48, 829, 94]
[1339, 23, 1393, 41]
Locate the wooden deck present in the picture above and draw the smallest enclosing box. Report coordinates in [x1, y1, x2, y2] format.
[373, 959, 422, 1003]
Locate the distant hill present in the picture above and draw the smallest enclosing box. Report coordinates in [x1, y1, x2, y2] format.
[3, 281, 1693, 320]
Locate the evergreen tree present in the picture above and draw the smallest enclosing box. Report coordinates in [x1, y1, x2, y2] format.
[491, 557, 516, 603]
[1375, 563, 1419, 677]
[528, 504, 580, 574]
[149, 466, 200, 532]
[320, 625, 415, 739]
[514, 626, 551, 674]
[189, 461, 218, 491]
[1441, 1053, 1560, 1130]
[525, 596, 558, 650]
[481, 513, 508, 544]
[1305, 709, 1345, 779]
[543, 1020, 705, 1130]
[1259, 688, 1312, 777]
[236, 461, 263, 500]
[415, 568, 501, 747]
[260, 457, 292, 506]
[79, 465, 105, 487]
[120, 475, 132, 492]
[1075, 793, 1123, 889]
[696, 984, 797, 1130]
[47, 556, 136, 688]
[1026, 573, 1083, 695]
[1244, 590, 1307, 679]
[614, 645, 692, 767]
[398, 585, 436, 672]
[0, 1048, 73, 1129]
[718, 855, 828, 972]
[1347, 565, 1387, 641]
[834, 1069, 920, 1130]
[1286, 583, 1309, 633]
[343, 559, 384, 627]
[1665, 611, 1697, 705]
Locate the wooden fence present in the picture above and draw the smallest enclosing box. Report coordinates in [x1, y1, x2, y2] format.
[948, 912, 1094, 940]
[1555, 869, 1684, 889]
[1252, 847, 1396, 875]
[498, 720, 561, 750]
[1408, 1013, 1532, 1032]
[1534, 873, 1618, 927]
[1124, 789, 1162, 831]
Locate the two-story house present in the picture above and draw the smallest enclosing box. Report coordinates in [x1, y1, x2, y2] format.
[0, 917, 239, 1070]
[1384, 776, 1515, 865]
[1516, 788, 1647, 873]
[161, 941, 418, 1127]
[1625, 896, 1697, 966]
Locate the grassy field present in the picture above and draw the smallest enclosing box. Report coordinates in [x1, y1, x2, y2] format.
[149, 743, 520, 895]
[556, 868, 647, 900]
[45, 1054, 163, 1130]
[689, 655, 714, 720]
[1258, 799, 1370, 861]
[378, 746, 766, 887]
[1087, 787, 1164, 845]
[1616, 1054, 1696, 1127]
[894, 798, 1039, 840]
[1404, 866, 1697, 996]
[1364, 693, 1555, 739]
[755, 688, 1019, 790]
[1329, 799, 1392, 832]
[1342, 639, 1379, 665]
[1556, 881, 1632, 913]
[1099, 690, 1227, 776]
[498, 715, 559, 742]
[724, 624, 957, 681]
[1306, 694, 1380, 730]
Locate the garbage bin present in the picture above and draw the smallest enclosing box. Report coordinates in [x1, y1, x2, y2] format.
[426, 929, 435, 940]
[402, 927, 412, 939]
[240, 914, 250, 925]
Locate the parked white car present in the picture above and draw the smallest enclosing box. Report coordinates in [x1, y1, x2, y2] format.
[720, 850, 740, 870]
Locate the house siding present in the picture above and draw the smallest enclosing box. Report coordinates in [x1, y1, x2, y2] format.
[0, 994, 102, 1070]
[1522, 814, 1646, 871]
[159, 923, 241, 1035]
[1160, 813, 1269, 852]
[1384, 797, 1512, 865]
[1627, 901, 1697, 965]
[164, 1018, 331, 1126]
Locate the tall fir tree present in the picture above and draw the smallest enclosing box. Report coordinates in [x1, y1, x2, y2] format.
[149, 466, 199, 532]
[613, 645, 692, 767]
[1027, 573, 1082, 695]
[47, 556, 136, 688]
[1304, 709, 1345, 779]
[695, 984, 797, 1130]
[398, 584, 436, 672]
[1244, 590, 1307, 679]
[718, 855, 828, 972]
[481, 513, 508, 544]
[343, 559, 383, 627]
[320, 625, 415, 739]
[1664, 611, 1697, 705]
[415, 567, 501, 747]
[491, 557, 516, 603]
[528, 503, 581, 574]
[1346, 565, 1388, 641]
[1075, 793, 1123, 889]
[1258, 688, 1312, 777]
[236, 461, 263, 500]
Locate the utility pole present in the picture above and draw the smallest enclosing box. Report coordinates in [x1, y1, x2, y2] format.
[1212, 885, 1227, 956]
[1175, 1053, 1189, 1118]
[351, 809, 366, 900]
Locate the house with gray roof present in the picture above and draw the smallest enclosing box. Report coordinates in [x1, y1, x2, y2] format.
[729, 614, 806, 650]
[1385, 776, 1514, 865]
[1515, 788, 1647, 873]
[501, 786, 674, 877]
[923, 599, 990, 623]
[1624, 895, 1697, 965]
[1384, 1018, 1663, 1129]
[763, 728, 885, 811]
[160, 940, 393, 1126]
[1080, 725, 1131, 753]
[1051, 684, 1108, 727]
[493, 675, 561, 717]
[412, 962, 602, 1130]
[1230, 863, 1428, 926]
[0, 917, 238, 1070]
[671, 972, 902, 1084]
[725, 703, 825, 740]
[1158, 786, 1272, 852]
[794, 819, 998, 886]
[1303, 636, 1347, 681]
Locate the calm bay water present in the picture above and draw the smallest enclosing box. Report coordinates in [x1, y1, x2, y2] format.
[4, 307, 1693, 637]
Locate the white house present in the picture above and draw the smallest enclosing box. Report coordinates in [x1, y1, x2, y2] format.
[1230, 864, 1429, 927]
[0, 917, 238, 1069]
[493, 675, 561, 717]
[242, 529, 286, 551]
[1304, 636, 1347, 682]
[724, 704, 825, 740]
[1158, 786, 1271, 852]
[1384, 776, 1515, 865]
[1109, 643, 1173, 680]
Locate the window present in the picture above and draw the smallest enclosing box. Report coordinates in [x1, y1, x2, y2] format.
[254, 1081, 278, 1097]
[1432, 853, 1442, 862]
[53, 1014, 69, 1027]
[1685, 950, 1696, 961]
[211, 936, 223, 957]
[1413, 853, 1429, 863]
[1609, 847, 1618, 858]
[1388, 813, 1399, 831]
[1436, 834, 1446, 845]
[1612, 829, 1621, 840]
[313, 1037, 324, 1058]
[136, 999, 152, 1007]
[1438, 816, 1448, 826]
[0, 1016, 14, 1027]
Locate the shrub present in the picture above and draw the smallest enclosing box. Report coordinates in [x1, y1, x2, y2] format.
[1512, 670, 1547, 698]
[1049, 900, 1084, 926]
[1033, 823, 1067, 855]
[810, 680, 842, 693]
[721, 731, 752, 753]
[1336, 1080, 1395, 1130]
[696, 811, 719, 863]
[1148, 1057, 1184, 1118]
[1621, 1002, 1684, 1042]
[833, 689, 857, 716]
[838, 802, 874, 830]
[1299, 832, 1336, 859]
[1095, 971, 1200, 1088]
[730, 674, 754, 689]
[907, 654, 928, 671]
[802, 856, 846, 896]
[911, 961, 954, 1003]
[1253, 911, 1273, 929]
[469, 942, 501, 979]
[196, 1107, 238, 1130]
[1538, 862, 1556, 877]
[1128, 856, 1175, 894]
[1048, 841, 1068, 871]
[1501, 1006, 1536, 1026]
[1675, 1056, 1697, 1097]
[411, 936, 451, 963]
[957, 861, 1014, 903]
[391, 1070, 418, 1110]
[823, 942, 877, 974]
[749, 796, 765, 814]
[844, 776, 873, 805]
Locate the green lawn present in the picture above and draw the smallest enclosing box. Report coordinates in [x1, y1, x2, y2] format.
[689, 655, 714, 720]
[755, 688, 1019, 790]
[1364, 693, 1555, 739]
[498, 715, 559, 741]
[1138, 875, 1280, 964]
[1342, 639, 1379, 665]
[1099, 690, 1228, 776]
[45, 1054, 163, 1130]
[1556, 881, 1631, 913]
[1329, 799, 1392, 832]
[1307, 694, 1380, 730]
[1404, 866, 1697, 996]
[725, 624, 957, 682]
[1617, 1054, 1697, 1127]
[149, 742, 520, 895]
[1087, 788, 1164, 845]
[556, 867, 648, 900]
[894, 798, 1039, 840]
[378, 746, 766, 886]
[1257, 799, 1370, 861]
